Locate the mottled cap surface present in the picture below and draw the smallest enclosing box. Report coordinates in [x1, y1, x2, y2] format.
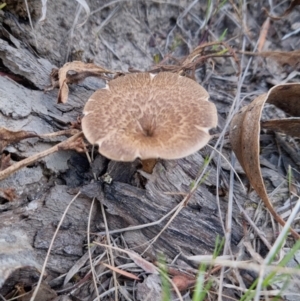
[82, 72, 218, 161]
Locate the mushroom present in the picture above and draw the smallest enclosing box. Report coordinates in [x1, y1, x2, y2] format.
[81, 72, 217, 167]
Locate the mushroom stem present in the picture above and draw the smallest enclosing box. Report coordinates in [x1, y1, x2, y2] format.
[141, 158, 157, 174]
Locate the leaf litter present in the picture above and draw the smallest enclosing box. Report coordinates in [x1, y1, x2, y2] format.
[230, 83, 300, 239]
[1, 1, 300, 300]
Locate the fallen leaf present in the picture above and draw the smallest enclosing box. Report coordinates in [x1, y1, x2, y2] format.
[149, 41, 240, 76]
[263, 0, 300, 20]
[172, 275, 196, 291]
[257, 18, 270, 52]
[265, 84, 300, 116]
[0, 127, 38, 153]
[261, 118, 300, 138]
[261, 83, 300, 137]
[239, 50, 300, 68]
[57, 61, 114, 103]
[230, 83, 300, 240]
[275, 133, 300, 169]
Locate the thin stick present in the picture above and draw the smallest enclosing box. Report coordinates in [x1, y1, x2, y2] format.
[96, 200, 182, 236]
[0, 132, 83, 181]
[38, 129, 80, 138]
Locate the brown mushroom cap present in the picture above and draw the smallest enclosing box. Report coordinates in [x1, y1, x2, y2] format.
[82, 72, 217, 161]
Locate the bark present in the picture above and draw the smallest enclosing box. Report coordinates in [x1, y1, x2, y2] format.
[0, 1, 244, 299]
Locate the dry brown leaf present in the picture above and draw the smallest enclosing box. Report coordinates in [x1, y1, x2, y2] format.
[101, 262, 140, 281]
[263, 0, 300, 20]
[172, 275, 196, 291]
[240, 50, 300, 68]
[0, 127, 38, 153]
[258, 18, 270, 52]
[149, 41, 240, 76]
[262, 118, 300, 138]
[265, 84, 300, 116]
[127, 250, 158, 274]
[230, 83, 300, 240]
[262, 83, 300, 137]
[57, 61, 114, 104]
[275, 133, 300, 169]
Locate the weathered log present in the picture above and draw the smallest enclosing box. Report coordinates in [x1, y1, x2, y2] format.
[0, 1, 245, 298]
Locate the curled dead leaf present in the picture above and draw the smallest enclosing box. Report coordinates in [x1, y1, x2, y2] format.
[57, 61, 115, 103]
[261, 83, 300, 137]
[149, 41, 240, 76]
[230, 83, 300, 240]
[239, 50, 300, 69]
[261, 118, 300, 138]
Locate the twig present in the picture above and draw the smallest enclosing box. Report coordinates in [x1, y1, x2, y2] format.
[0, 132, 83, 181]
